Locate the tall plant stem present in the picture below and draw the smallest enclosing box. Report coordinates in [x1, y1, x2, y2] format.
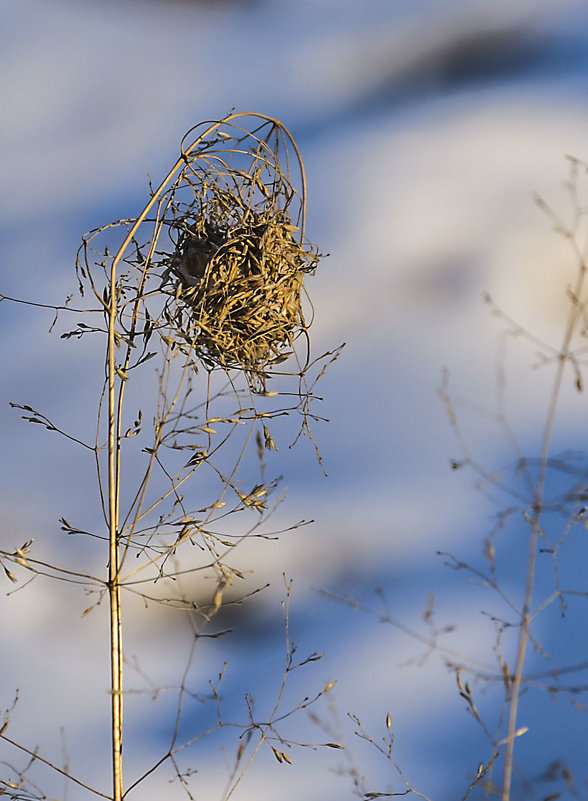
[108, 260, 123, 801]
[99, 112, 304, 801]
[101, 119, 214, 801]
[501, 256, 586, 801]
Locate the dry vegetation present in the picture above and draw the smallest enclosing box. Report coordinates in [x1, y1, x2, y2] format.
[319, 157, 588, 801]
[0, 112, 342, 801]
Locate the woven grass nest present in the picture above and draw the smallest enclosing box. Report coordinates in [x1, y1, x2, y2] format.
[170, 211, 318, 379]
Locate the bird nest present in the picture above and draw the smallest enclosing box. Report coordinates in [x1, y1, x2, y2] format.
[159, 114, 319, 385]
[170, 212, 317, 378]
[75, 113, 321, 391]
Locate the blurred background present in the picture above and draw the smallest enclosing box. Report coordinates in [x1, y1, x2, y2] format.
[3, 0, 588, 798]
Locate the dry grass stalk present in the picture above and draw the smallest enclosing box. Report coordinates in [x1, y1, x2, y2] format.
[0, 112, 341, 801]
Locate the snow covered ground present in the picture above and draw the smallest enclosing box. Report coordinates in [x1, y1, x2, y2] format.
[3, 1, 588, 798]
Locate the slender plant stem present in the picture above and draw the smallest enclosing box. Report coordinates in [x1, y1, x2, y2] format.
[0, 733, 111, 799]
[102, 126, 211, 801]
[98, 113, 309, 800]
[108, 259, 124, 801]
[501, 255, 587, 800]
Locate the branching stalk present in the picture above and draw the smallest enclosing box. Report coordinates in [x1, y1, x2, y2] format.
[501, 250, 587, 800]
[108, 257, 124, 801]
[1, 112, 334, 801]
